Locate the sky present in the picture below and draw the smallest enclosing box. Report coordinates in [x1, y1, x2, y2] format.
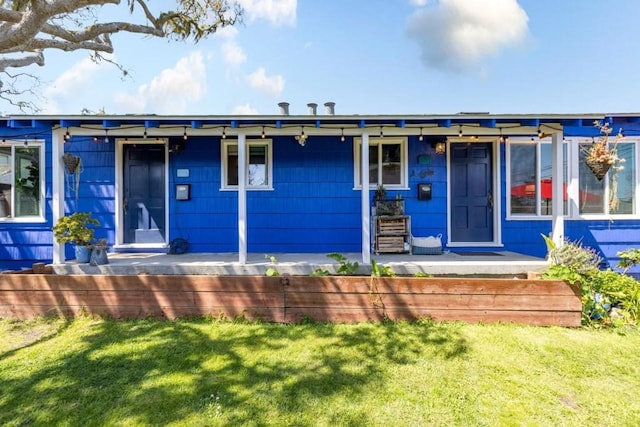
[7, 0, 640, 116]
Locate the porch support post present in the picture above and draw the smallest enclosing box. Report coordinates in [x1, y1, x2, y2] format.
[551, 131, 564, 246]
[238, 133, 247, 264]
[361, 132, 371, 265]
[52, 128, 65, 264]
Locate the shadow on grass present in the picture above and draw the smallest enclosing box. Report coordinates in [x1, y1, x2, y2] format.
[0, 318, 468, 425]
[0, 317, 72, 360]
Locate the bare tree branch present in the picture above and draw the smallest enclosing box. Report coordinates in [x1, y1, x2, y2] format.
[0, 69, 42, 112]
[0, 0, 243, 111]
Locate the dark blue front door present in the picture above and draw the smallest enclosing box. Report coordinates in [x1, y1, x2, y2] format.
[450, 143, 494, 242]
[123, 144, 166, 244]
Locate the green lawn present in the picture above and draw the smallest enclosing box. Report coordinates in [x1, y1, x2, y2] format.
[1, 318, 639, 426]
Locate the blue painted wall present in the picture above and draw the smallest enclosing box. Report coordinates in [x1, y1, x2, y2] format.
[169, 135, 361, 253]
[0, 126, 54, 271]
[2, 126, 640, 272]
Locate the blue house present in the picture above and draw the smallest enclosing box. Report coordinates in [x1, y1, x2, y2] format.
[1, 105, 639, 272]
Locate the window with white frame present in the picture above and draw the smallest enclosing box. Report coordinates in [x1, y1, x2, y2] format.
[578, 140, 635, 215]
[508, 138, 637, 218]
[222, 139, 273, 190]
[0, 142, 44, 219]
[354, 137, 408, 188]
[508, 139, 567, 216]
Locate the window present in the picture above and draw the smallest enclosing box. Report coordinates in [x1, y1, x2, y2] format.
[355, 137, 407, 188]
[222, 140, 272, 190]
[0, 142, 43, 219]
[508, 139, 567, 216]
[578, 141, 635, 215]
[508, 137, 637, 218]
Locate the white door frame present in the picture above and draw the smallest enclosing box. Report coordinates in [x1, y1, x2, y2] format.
[114, 139, 170, 249]
[445, 138, 503, 247]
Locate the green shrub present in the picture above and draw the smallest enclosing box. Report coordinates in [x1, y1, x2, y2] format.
[326, 253, 359, 275]
[541, 235, 640, 327]
[617, 248, 640, 273]
[583, 269, 640, 325]
[542, 234, 602, 275]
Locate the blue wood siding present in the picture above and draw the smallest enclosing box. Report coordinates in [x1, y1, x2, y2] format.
[167, 135, 361, 253]
[2, 124, 640, 272]
[0, 127, 53, 271]
[60, 136, 116, 260]
[405, 136, 448, 239]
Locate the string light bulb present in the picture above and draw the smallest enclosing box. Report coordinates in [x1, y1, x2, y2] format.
[222, 126, 226, 139]
[419, 127, 424, 142]
[380, 126, 384, 138]
[64, 127, 71, 141]
[340, 128, 345, 142]
[295, 126, 307, 146]
[104, 129, 109, 144]
[458, 125, 463, 138]
[143, 128, 148, 139]
[261, 126, 266, 139]
[183, 127, 188, 141]
[537, 126, 543, 138]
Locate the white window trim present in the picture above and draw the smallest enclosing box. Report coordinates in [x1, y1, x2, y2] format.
[573, 136, 638, 219]
[507, 136, 638, 220]
[353, 136, 408, 189]
[0, 139, 46, 223]
[221, 138, 273, 191]
[506, 137, 563, 220]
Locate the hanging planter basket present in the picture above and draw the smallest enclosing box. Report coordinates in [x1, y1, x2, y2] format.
[62, 153, 81, 174]
[585, 157, 612, 181]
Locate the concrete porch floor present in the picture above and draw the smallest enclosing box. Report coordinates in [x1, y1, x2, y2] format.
[50, 251, 549, 277]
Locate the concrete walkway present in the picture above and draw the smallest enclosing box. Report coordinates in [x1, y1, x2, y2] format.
[50, 251, 549, 277]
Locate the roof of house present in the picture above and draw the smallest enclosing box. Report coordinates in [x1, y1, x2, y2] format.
[2, 112, 640, 137]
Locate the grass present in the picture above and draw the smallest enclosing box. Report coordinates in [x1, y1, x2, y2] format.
[1, 318, 639, 426]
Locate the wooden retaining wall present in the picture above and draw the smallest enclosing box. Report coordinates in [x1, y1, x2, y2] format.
[0, 275, 582, 326]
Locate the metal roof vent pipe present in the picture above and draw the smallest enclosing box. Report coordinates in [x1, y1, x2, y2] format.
[324, 102, 336, 115]
[278, 102, 290, 115]
[307, 103, 318, 115]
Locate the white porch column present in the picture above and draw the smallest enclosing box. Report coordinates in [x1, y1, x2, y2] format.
[551, 131, 565, 246]
[238, 132, 247, 264]
[361, 132, 371, 265]
[52, 128, 65, 264]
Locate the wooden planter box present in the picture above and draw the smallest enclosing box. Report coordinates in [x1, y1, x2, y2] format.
[0, 274, 581, 326]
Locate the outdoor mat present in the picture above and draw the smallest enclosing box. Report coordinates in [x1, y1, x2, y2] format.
[452, 252, 503, 256]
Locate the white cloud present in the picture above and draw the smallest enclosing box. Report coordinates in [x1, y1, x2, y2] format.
[409, 0, 429, 6]
[232, 104, 260, 115]
[114, 52, 207, 114]
[239, 0, 297, 27]
[217, 26, 239, 40]
[407, 0, 529, 72]
[44, 56, 104, 97]
[222, 41, 247, 66]
[41, 56, 107, 112]
[246, 67, 285, 97]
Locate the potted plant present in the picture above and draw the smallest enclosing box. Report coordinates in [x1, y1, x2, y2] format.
[585, 120, 622, 180]
[52, 212, 100, 263]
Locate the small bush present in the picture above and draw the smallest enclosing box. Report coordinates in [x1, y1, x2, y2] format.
[542, 234, 602, 275]
[541, 235, 640, 327]
[617, 248, 640, 273]
[326, 253, 359, 275]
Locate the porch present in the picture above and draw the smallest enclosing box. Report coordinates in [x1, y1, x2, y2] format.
[49, 251, 548, 277]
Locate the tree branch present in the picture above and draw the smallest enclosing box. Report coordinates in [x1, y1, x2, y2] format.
[0, 0, 243, 111]
[0, 51, 44, 69]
